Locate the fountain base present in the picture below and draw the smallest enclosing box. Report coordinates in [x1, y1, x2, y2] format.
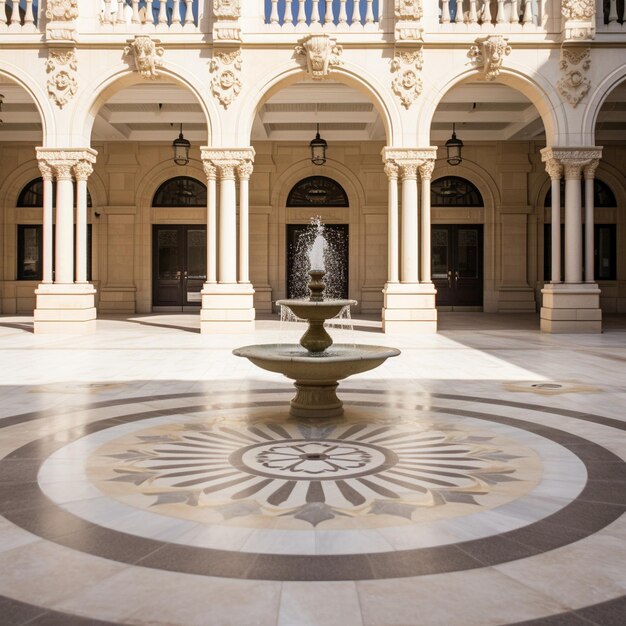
[291, 380, 342, 418]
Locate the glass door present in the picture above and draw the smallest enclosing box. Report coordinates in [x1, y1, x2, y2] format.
[152, 225, 206, 309]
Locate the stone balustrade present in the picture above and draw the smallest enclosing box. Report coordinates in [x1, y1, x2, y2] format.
[99, 0, 200, 31]
[597, 0, 626, 33]
[0, 0, 40, 31]
[264, 0, 383, 30]
[437, 0, 539, 30]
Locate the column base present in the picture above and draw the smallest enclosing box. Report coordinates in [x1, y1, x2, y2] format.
[200, 283, 255, 334]
[382, 282, 437, 334]
[540, 283, 602, 333]
[33, 283, 97, 334]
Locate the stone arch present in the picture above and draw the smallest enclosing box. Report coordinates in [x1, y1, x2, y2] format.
[236, 61, 399, 147]
[418, 66, 564, 147]
[73, 63, 219, 147]
[582, 69, 626, 145]
[269, 158, 368, 305]
[0, 61, 54, 145]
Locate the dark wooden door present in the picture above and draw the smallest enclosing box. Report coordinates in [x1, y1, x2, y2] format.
[152, 225, 206, 308]
[432, 225, 483, 308]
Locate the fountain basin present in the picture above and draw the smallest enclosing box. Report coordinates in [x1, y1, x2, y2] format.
[276, 299, 356, 322]
[233, 343, 400, 418]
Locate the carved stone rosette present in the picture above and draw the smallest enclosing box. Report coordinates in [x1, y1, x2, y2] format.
[46, 50, 78, 109]
[213, 0, 241, 42]
[391, 48, 423, 109]
[557, 47, 591, 108]
[124, 36, 165, 80]
[468, 36, 511, 81]
[394, 0, 424, 43]
[295, 35, 344, 81]
[561, 0, 595, 41]
[45, 0, 78, 43]
[209, 50, 243, 109]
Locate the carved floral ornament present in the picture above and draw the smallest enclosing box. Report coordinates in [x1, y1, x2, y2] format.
[557, 47, 591, 108]
[46, 50, 78, 109]
[382, 148, 437, 180]
[468, 35, 511, 81]
[295, 35, 343, 81]
[36, 149, 97, 180]
[201, 149, 255, 179]
[124, 36, 165, 80]
[391, 48, 423, 109]
[209, 50, 243, 109]
[541, 148, 602, 180]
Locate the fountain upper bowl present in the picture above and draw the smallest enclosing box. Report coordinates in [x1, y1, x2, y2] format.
[276, 298, 357, 321]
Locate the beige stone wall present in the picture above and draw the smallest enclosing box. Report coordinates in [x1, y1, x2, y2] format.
[1, 140, 624, 316]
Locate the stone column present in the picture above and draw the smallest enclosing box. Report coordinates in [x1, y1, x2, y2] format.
[34, 148, 98, 334]
[563, 159, 585, 284]
[74, 160, 93, 284]
[584, 160, 599, 283]
[203, 161, 217, 284]
[399, 161, 419, 284]
[384, 160, 399, 284]
[53, 161, 75, 284]
[539, 147, 602, 334]
[199, 147, 256, 334]
[544, 158, 563, 284]
[37, 160, 54, 284]
[237, 159, 254, 284]
[380, 147, 438, 334]
[419, 159, 435, 284]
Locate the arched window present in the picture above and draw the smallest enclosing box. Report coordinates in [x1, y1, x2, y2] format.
[431, 177, 483, 207]
[17, 177, 92, 208]
[544, 179, 617, 208]
[286, 176, 349, 207]
[152, 176, 207, 207]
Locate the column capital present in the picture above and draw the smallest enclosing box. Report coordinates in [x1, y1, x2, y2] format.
[37, 160, 54, 182]
[381, 147, 437, 181]
[543, 157, 563, 181]
[73, 160, 93, 181]
[383, 160, 399, 180]
[583, 159, 600, 180]
[237, 160, 254, 180]
[201, 147, 255, 180]
[418, 159, 435, 180]
[36, 148, 97, 179]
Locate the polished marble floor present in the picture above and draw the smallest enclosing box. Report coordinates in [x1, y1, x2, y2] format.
[0, 313, 625, 625]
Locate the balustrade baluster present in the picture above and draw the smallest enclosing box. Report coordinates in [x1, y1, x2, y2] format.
[482, 0, 493, 24]
[455, 0, 464, 23]
[352, 0, 362, 25]
[284, 0, 293, 24]
[184, 0, 194, 25]
[171, 0, 180, 25]
[146, 1, 154, 25]
[441, 0, 451, 24]
[297, 0, 306, 24]
[311, 0, 321, 24]
[338, 0, 347, 24]
[131, 0, 140, 24]
[608, 0, 618, 23]
[522, 0, 533, 23]
[325, 0, 334, 24]
[365, 0, 374, 23]
[469, 0, 478, 23]
[509, 0, 519, 23]
[269, 0, 279, 23]
[158, 0, 168, 25]
[116, 0, 126, 24]
[24, 0, 35, 26]
[496, 0, 505, 23]
[103, 0, 112, 24]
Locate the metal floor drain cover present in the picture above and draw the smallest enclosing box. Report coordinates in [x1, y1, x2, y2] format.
[531, 383, 564, 390]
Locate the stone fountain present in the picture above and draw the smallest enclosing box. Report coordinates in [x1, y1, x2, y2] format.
[233, 225, 400, 418]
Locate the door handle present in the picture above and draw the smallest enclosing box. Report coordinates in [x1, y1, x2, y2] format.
[447, 270, 452, 287]
[175, 271, 182, 280]
[455, 271, 460, 283]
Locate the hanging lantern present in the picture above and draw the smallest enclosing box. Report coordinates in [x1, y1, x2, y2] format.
[172, 123, 191, 166]
[309, 123, 327, 166]
[445, 123, 463, 166]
